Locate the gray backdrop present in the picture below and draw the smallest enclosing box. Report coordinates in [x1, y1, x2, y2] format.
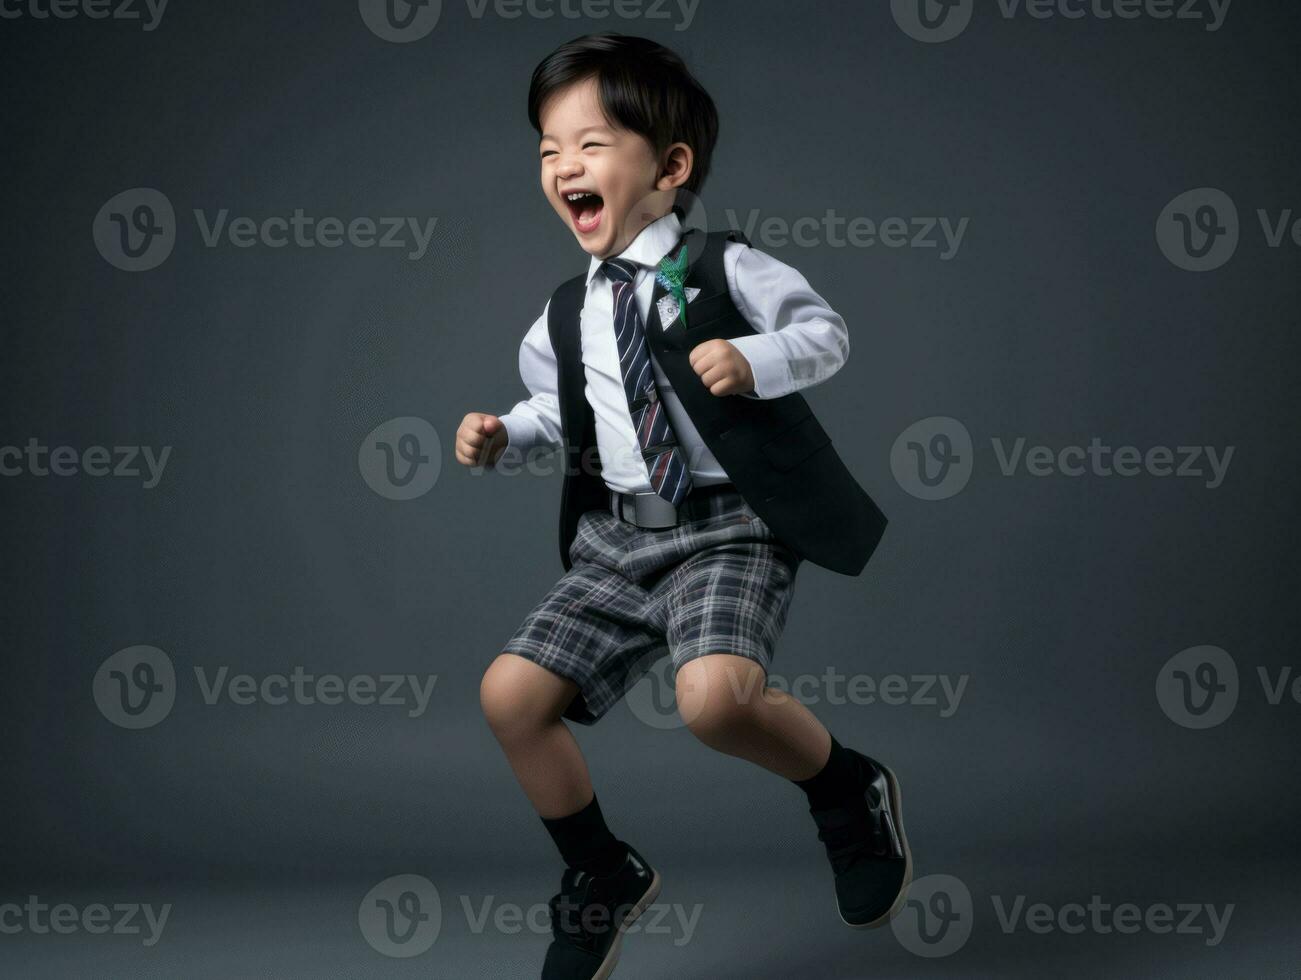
[2, 0, 1298, 977]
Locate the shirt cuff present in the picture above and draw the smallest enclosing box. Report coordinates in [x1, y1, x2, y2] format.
[727, 333, 791, 400]
[497, 413, 539, 456]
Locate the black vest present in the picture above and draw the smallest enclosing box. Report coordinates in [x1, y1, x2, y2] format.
[546, 227, 887, 576]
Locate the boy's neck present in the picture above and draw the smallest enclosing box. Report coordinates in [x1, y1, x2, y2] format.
[596, 209, 681, 262]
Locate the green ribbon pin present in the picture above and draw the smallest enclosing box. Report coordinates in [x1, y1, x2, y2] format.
[655, 244, 690, 328]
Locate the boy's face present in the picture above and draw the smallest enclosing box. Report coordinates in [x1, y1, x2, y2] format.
[538, 76, 684, 259]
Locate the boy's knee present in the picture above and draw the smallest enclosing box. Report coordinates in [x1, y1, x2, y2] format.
[480, 652, 576, 741]
[675, 654, 764, 747]
[479, 653, 542, 740]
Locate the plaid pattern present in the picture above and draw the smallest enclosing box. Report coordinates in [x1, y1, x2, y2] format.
[502, 489, 801, 725]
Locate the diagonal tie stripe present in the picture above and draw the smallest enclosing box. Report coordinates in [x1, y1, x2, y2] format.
[599, 258, 693, 507]
[638, 399, 660, 444]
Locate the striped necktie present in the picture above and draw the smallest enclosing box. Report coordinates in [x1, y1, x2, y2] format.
[599, 257, 694, 506]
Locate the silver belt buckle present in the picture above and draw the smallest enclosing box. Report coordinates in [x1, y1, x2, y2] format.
[611, 490, 678, 529]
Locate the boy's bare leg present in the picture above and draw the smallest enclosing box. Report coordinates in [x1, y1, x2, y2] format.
[479, 652, 594, 818]
[673, 653, 833, 780]
[676, 653, 911, 929]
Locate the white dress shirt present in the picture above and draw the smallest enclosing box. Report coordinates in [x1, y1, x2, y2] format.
[498, 211, 850, 494]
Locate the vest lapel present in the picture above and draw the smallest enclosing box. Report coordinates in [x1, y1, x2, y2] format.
[547, 274, 592, 459]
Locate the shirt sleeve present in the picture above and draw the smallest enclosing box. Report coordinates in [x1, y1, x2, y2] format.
[721, 243, 851, 400]
[496, 300, 565, 456]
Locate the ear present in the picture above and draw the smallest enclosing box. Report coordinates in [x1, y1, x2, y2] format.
[656, 142, 695, 192]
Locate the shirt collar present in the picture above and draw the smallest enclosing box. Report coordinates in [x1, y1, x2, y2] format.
[584, 210, 684, 287]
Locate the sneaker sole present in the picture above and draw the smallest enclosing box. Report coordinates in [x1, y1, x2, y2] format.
[840, 762, 913, 929]
[591, 869, 662, 980]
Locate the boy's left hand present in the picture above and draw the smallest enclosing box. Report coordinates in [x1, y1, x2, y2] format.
[688, 339, 755, 396]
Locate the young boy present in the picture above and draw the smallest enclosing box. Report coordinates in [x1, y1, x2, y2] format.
[457, 33, 910, 980]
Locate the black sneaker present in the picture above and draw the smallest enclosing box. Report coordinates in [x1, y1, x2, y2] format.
[542, 843, 661, 980]
[809, 750, 912, 928]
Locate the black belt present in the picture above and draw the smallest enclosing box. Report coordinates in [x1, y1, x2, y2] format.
[609, 482, 737, 529]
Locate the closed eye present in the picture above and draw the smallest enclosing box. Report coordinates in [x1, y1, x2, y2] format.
[540, 142, 605, 159]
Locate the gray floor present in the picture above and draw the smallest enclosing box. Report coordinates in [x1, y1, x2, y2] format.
[3, 852, 1292, 979]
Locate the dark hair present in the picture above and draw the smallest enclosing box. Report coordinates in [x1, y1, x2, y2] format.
[528, 34, 719, 200]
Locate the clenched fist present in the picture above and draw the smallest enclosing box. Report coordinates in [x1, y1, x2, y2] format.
[456, 412, 508, 467]
[688, 339, 755, 396]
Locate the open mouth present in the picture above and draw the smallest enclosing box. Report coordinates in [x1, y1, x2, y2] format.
[562, 189, 604, 234]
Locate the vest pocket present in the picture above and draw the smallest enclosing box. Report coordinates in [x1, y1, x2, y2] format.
[760, 413, 832, 471]
[680, 290, 731, 326]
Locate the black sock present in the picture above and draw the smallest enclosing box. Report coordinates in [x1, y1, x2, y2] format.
[792, 735, 866, 810]
[540, 794, 628, 875]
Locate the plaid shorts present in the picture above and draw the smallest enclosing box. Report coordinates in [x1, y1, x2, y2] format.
[502, 488, 801, 725]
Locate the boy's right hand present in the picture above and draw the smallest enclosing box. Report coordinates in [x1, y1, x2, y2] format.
[456, 412, 509, 467]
